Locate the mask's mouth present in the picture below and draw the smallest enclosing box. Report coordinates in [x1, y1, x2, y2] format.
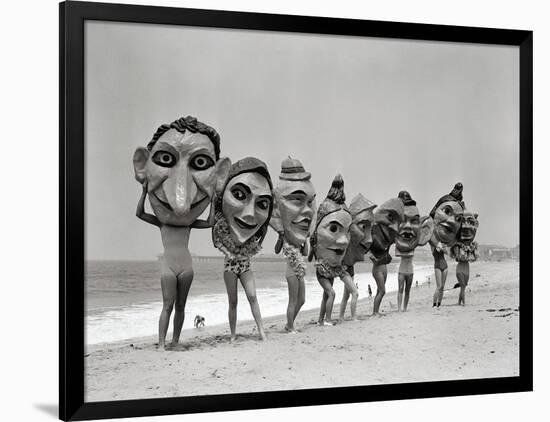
[328, 247, 346, 256]
[460, 228, 475, 240]
[234, 217, 258, 230]
[292, 217, 311, 231]
[440, 222, 457, 234]
[152, 192, 172, 211]
[398, 230, 416, 241]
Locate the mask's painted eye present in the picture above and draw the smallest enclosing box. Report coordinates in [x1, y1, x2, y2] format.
[387, 213, 393, 222]
[456, 214, 463, 223]
[257, 199, 270, 210]
[152, 151, 176, 167]
[444, 206, 454, 216]
[411, 217, 420, 225]
[231, 187, 247, 201]
[329, 223, 339, 233]
[190, 154, 214, 170]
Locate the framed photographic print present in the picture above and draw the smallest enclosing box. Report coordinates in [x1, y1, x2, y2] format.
[59, 1, 532, 420]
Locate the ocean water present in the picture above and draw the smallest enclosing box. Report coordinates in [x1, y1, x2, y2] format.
[85, 258, 434, 345]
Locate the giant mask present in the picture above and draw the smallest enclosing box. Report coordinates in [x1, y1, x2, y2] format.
[311, 175, 352, 267]
[430, 183, 465, 246]
[343, 194, 376, 265]
[271, 157, 316, 248]
[395, 191, 434, 254]
[370, 198, 405, 256]
[458, 209, 479, 246]
[133, 116, 230, 226]
[218, 157, 273, 246]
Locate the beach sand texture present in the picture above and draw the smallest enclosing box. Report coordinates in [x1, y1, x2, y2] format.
[85, 261, 519, 402]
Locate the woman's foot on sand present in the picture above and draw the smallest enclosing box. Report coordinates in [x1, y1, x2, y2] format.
[284, 325, 299, 334]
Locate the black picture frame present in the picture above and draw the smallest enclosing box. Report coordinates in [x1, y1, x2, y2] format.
[59, 1, 533, 420]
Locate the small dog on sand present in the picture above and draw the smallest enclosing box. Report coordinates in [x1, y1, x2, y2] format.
[194, 315, 205, 328]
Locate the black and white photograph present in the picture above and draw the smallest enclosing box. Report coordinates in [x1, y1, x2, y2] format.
[81, 12, 523, 403]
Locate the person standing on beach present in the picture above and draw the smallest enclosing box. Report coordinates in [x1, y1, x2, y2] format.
[368, 197, 404, 315]
[133, 116, 231, 350]
[450, 209, 479, 305]
[338, 194, 376, 321]
[309, 175, 352, 326]
[270, 158, 316, 333]
[212, 158, 274, 341]
[394, 191, 433, 312]
[429, 183, 465, 308]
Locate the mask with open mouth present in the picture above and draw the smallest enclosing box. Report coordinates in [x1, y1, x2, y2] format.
[216, 157, 274, 247]
[458, 210, 479, 245]
[310, 175, 352, 267]
[394, 191, 434, 254]
[271, 157, 316, 248]
[133, 116, 231, 226]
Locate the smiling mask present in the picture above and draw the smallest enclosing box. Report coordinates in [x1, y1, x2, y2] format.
[458, 210, 479, 246]
[133, 116, 231, 226]
[430, 183, 465, 247]
[343, 194, 376, 266]
[394, 191, 434, 255]
[370, 198, 405, 260]
[311, 175, 352, 267]
[271, 157, 316, 248]
[217, 157, 273, 246]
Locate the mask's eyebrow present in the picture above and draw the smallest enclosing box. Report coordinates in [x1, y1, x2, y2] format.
[258, 194, 273, 201]
[154, 142, 178, 154]
[356, 218, 372, 225]
[231, 182, 252, 194]
[328, 220, 345, 229]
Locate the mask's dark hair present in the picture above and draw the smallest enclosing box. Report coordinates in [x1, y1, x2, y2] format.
[147, 115, 221, 159]
[214, 157, 274, 245]
[327, 174, 346, 204]
[398, 190, 417, 206]
[430, 182, 464, 218]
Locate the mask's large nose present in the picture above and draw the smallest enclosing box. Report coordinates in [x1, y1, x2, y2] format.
[239, 200, 257, 225]
[335, 232, 349, 248]
[164, 164, 197, 217]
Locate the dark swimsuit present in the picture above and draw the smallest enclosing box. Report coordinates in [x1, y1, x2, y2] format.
[432, 248, 448, 271]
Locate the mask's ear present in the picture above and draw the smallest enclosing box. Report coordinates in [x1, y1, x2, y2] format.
[418, 216, 434, 246]
[133, 147, 149, 183]
[474, 213, 479, 226]
[269, 193, 284, 234]
[215, 157, 231, 194]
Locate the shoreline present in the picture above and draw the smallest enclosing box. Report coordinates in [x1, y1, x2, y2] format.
[85, 261, 519, 402]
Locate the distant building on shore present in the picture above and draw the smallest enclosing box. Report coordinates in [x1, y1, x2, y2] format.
[478, 244, 519, 261]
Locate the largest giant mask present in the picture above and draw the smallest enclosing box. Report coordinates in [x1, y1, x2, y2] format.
[212, 157, 274, 255]
[133, 116, 230, 226]
[342, 194, 376, 267]
[395, 191, 434, 256]
[369, 197, 405, 264]
[310, 175, 352, 268]
[270, 157, 316, 249]
[429, 182, 465, 248]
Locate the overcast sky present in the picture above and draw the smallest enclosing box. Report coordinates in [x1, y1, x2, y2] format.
[85, 21, 519, 260]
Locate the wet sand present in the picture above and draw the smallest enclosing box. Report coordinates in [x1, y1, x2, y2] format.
[85, 261, 519, 402]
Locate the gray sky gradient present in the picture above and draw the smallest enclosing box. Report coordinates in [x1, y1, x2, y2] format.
[85, 21, 519, 260]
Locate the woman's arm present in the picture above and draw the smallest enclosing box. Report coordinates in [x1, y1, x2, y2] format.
[136, 182, 161, 228]
[191, 196, 217, 228]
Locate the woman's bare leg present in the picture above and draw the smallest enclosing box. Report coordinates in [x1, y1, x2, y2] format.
[372, 264, 387, 315]
[294, 276, 306, 320]
[340, 275, 359, 320]
[403, 274, 413, 311]
[159, 270, 177, 349]
[317, 276, 335, 325]
[240, 271, 267, 340]
[456, 262, 469, 306]
[223, 271, 239, 341]
[433, 268, 448, 307]
[285, 272, 300, 333]
[397, 273, 406, 312]
[339, 286, 351, 321]
[438, 268, 448, 305]
[172, 269, 194, 345]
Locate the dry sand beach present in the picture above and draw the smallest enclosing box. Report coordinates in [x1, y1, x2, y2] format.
[85, 261, 519, 402]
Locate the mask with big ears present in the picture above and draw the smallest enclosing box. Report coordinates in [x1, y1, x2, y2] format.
[310, 175, 352, 267]
[394, 190, 434, 254]
[271, 157, 316, 248]
[133, 116, 231, 226]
